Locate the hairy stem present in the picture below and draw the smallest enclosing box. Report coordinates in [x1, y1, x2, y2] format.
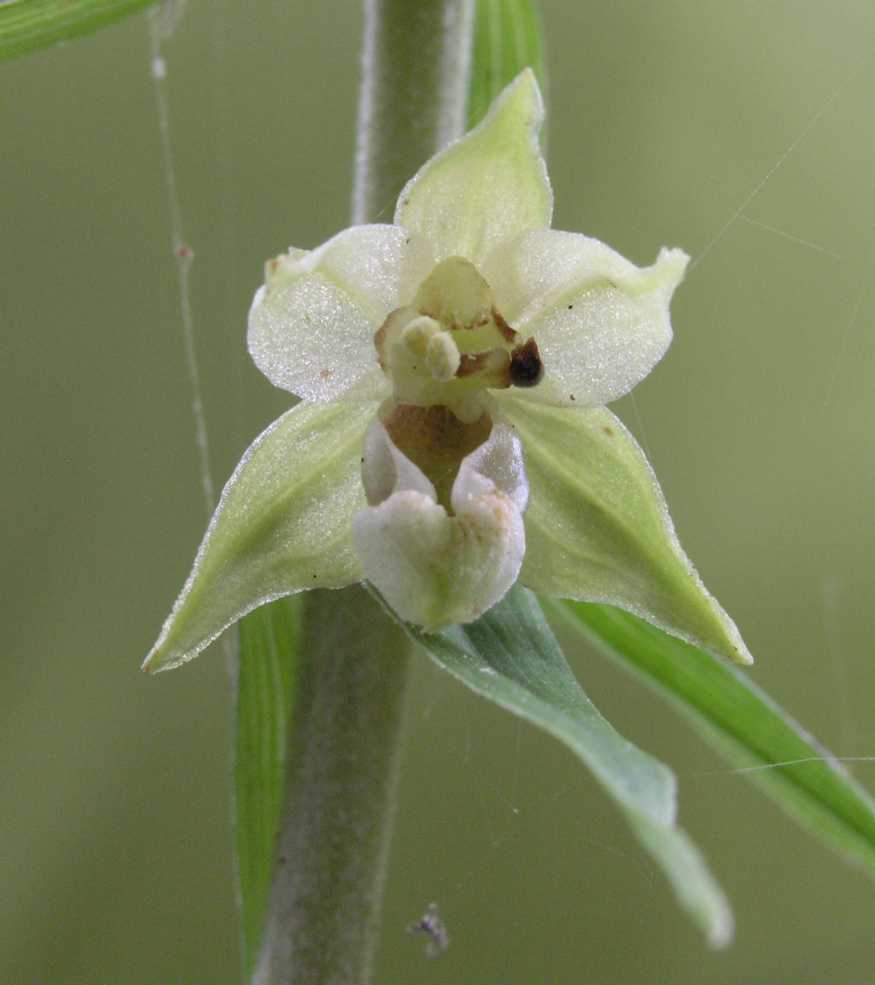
[353, 0, 474, 224]
[253, 587, 412, 985]
[253, 3, 473, 982]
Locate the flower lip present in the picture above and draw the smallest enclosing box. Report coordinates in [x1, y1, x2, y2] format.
[353, 416, 529, 629]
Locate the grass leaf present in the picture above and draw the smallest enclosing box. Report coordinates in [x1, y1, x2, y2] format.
[0, 0, 159, 62]
[234, 598, 300, 978]
[555, 600, 875, 877]
[468, 0, 545, 127]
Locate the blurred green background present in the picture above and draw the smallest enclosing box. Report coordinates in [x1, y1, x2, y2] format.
[2, 1, 875, 982]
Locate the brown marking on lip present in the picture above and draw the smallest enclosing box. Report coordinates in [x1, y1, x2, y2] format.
[319, 368, 333, 380]
[492, 308, 518, 343]
[601, 425, 614, 436]
[509, 337, 543, 388]
[384, 404, 492, 510]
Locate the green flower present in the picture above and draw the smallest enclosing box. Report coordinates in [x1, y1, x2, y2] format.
[143, 70, 751, 672]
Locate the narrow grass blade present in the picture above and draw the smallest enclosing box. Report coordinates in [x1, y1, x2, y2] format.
[468, 0, 545, 127]
[0, 0, 159, 61]
[234, 598, 301, 978]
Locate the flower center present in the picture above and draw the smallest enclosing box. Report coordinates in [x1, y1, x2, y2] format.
[374, 257, 542, 422]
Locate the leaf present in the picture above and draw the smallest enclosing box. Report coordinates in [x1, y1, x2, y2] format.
[468, 0, 546, 128]
[499, 398, 752, 666]
[234, 597, 301, 978]
[142, 400, 375, 673]
[381, 584, 733, 947]
[555, 600, 875, 878]
[0, 0, 159, 62]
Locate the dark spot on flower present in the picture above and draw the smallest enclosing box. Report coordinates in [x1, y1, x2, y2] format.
[567, 304, 573, 310]
[569, 394, 576, 401]
[509, 338, 543, 388]
[320, 368, 333, 379]
[602, 425, 614, 436]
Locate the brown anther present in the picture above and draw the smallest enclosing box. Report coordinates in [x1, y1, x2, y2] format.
[509, 338, 544, 387]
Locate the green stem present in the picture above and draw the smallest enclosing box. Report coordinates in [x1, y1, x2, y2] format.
[253, 4, 473, 981]
[253, 587, 412, 985]
[352, 0, 474, 224]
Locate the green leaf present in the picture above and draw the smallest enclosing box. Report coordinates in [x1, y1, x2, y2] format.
[499, 398, 752, 666]
[556, 600, 875, 878]
[234, 597, 301, 978]
[384, 585, 733, 947]
[143, 400, 374, 673]
[0, 0, 159, 62]
[468, 0, 546, 128]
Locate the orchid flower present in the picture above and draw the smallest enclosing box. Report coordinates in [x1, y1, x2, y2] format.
[143, 70, 751, 673]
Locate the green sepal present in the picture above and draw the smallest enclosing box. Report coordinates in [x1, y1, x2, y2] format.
[497, 398, 753, 666]
[394, 68, 552, 267]
[143, 401, 374, 673]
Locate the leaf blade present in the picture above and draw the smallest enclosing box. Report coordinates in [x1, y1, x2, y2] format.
[468, 0, 546, 128]
[380, 585, 733, 946]
[0, 0, 159, 62]
[557, 600, 875, 877]
[234, 598, 301, 978]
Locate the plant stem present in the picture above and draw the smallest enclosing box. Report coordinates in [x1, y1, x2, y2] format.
[253, 4, 473, 982]
[352, 0, 474, 224]
[253, 587, 412, 985]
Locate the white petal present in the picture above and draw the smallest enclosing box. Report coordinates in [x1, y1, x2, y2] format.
[484, 228, 688, 407]
[354, 419, 528, 629]
[394, 69, 552, 267]
[248, 224, 433, 401]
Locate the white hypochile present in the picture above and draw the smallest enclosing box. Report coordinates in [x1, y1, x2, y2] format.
[143, 69, 753, 673]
